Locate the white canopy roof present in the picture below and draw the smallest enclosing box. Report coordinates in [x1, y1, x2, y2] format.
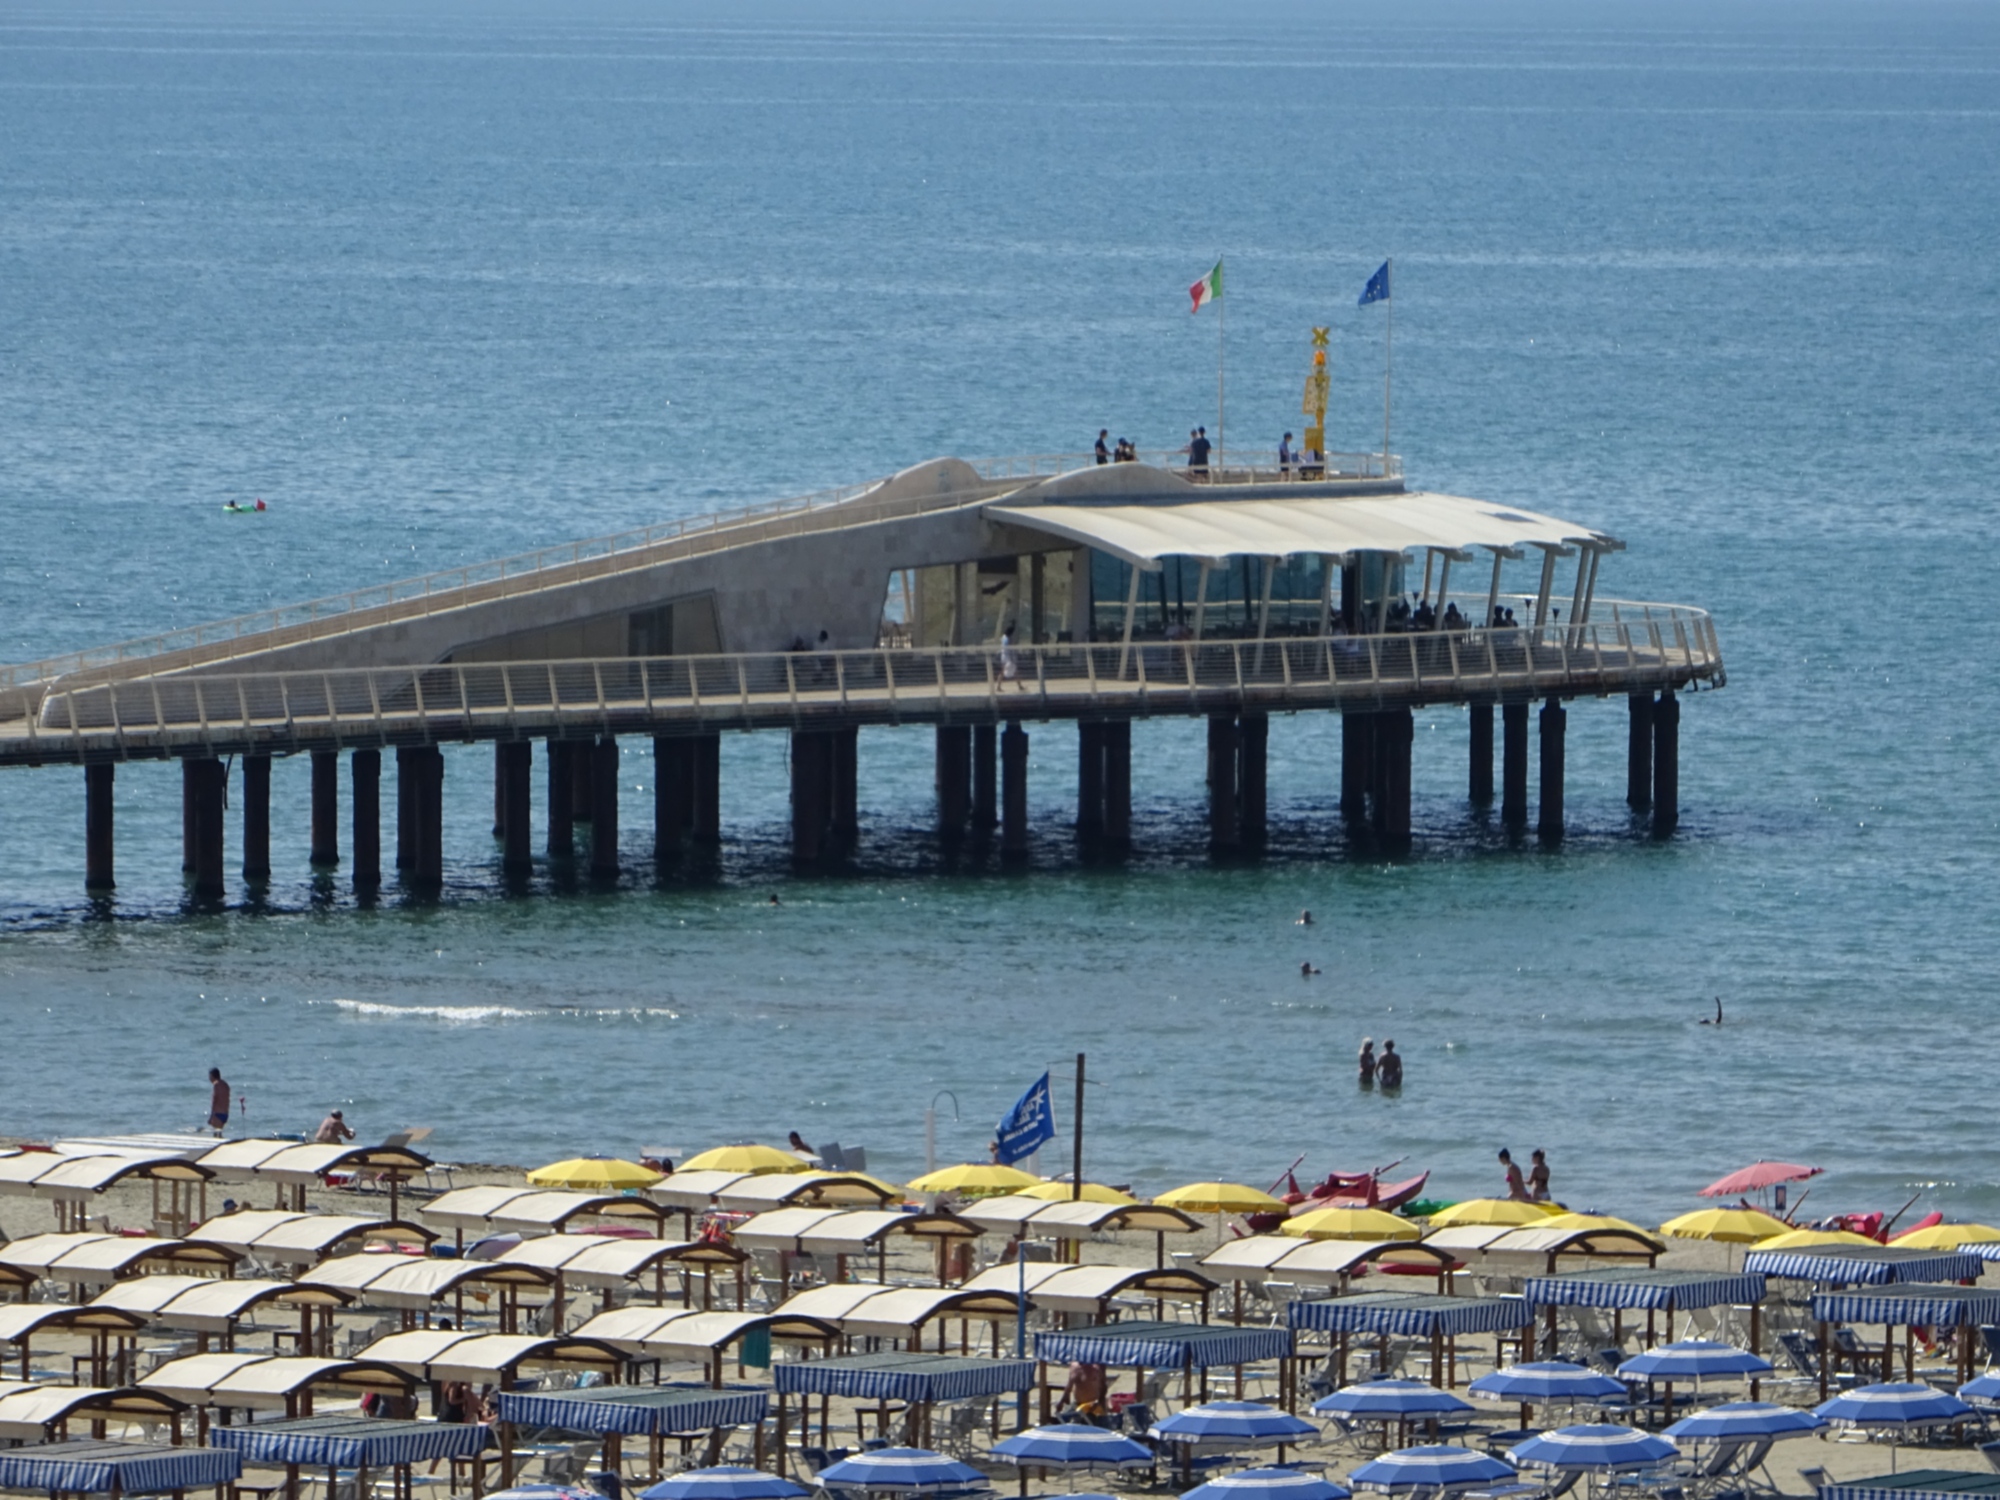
[201, 1214, 430, 1262]
[959, 1262, 1213, 1314]
[492, 1234, 697, 1287]
[730, 1208, 927, 1255]
[771, 1284, 1019, 1339]
[298, 1253, 537, 1308]
[195, 1140, 429, 1185]
[422, 1185, 539, 1229]
[0, 1233, 119, 1274]
[88, 1275, 348, 1330]
[143, 1354, 413, 1405]
[649, 1170, 754, 1211]
[358, 1330, 624, 1382]
[1200, 1236, 1455, 1286]
[987, 478, 1614, 569]
[569, 1308, 834, 1359]
[0, 1382, 184, 1440]
[952, 1196, 1198, 1240]
[712, 1173, 897, 1213]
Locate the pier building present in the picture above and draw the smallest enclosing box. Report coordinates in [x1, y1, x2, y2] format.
[0, 449, 1723, 897]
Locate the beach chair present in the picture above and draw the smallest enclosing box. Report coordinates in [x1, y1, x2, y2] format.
[815, 1142, 847, 1170]
[1980, 1440, 2000, 1474]
[1796, 1467, 1827, 1496]
[1981, 1325, 2000, 1370]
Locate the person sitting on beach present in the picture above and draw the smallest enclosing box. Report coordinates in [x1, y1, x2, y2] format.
[1528, 1148, 1551, 1201]
[1377, 1039, 1403, 1089]
[787, 1131, 814, 1158]
[1499, 1148, 1531, 1201]
[1357, 1038, 1377, 1086]
[314, 1109, 354, 1144]
[1060, 1360, 1108, 1423]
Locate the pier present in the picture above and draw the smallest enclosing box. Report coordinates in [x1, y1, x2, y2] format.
[0, 451, 1724, 896]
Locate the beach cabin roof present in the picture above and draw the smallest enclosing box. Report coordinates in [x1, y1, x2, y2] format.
[952, 1195, 1198, 1239]
[31, 1154, 215, 1197]
[357, 1329, 626, 1383]
[770, 1350, 1036, 1405]
[142, 1355, 415, 1405]
[494, 1234, 696, 1280]
[89, 1275, 353, 1331]
[195, 1140, 430, 1185]
[570, 1307, 838, 1359]
[0, 1304, 151, 1344]
[961, 1261, 1215, 1316]
[773, 1284, 1020, 1339]
[1200, 1236, 1456, 1286]
[186, 1212, 433, 1262]
[731, 1207, 974, 1257]
[0, 1383, 188, 1441]
[298, 1253, 551, 1307]
[649, 1170, 754, 1211]
[712, 1172, 898, 1213]
[490, 1191, 670, 1232]
[0, 1233, 239, 1281]
[0, 1437, 239, 1494]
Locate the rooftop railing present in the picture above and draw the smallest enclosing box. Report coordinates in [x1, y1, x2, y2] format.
[0, 450, 1398, 693]
[5, 599, 1718, 765]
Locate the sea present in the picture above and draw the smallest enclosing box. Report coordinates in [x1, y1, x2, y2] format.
[1, 0, 1997, 1227]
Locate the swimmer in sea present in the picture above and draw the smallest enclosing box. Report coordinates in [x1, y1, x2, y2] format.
[1700, 996, 1722, 1025]
[1300, 961, 1321, 977]
[1297, 910, 1313, 926]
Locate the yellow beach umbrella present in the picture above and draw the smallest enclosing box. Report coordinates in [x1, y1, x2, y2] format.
[1538, 1212, 1651, 1236]
[525, 1157, 663, 1191]
[680, 1143, 813, 1176]
[907, 1163, 1040, 1197]
[1426, 1198, 1556, 1228]
[1660, 1207, 1790, 1244]
[1892, 1222, 2000, 1251]
[1016, 1180, 1137, 1205]
[1155, 1182, 1287, 1215]
[1754, 1227, 1878, 1249]
[1284, 1206, 1421, 1241]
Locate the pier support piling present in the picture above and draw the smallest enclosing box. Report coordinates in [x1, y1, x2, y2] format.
[1469, 703, 1494, 804]
[589, 737, 619, 877]
[1652, 689, 1680, 837]
[790, 731, 833, 865]
[1501, 703, 1529, 827]
[493, 743, 507, 838]
[1101, 719, 1131, 847]
[499, 741, 532, 874]
[831, 726, 858, 849]
[1208, 715, 1241, 851]
[691, 733, 721, 844]
[1239, 713, 1268, 847]
[85, 763, 114, 891]
[546, 739, 574, 858]
[182, 761, 196, 874]
[1627, 692, 1655, 809]
[655, 737, 691, 858]
[936, 726, 971, 839]
[242, 754, 271, 879]
[972, 725, 997, 832]
[1076, 723, 1105, 839]
[1370, 709, 1413, 847]
[399, 746, 444, 890]
[1340, 713, 1372, 820]
[186, 757, 226, 898]
[571, 736, 595, 824]
[1001, 722, 1029, 858]
[1538, 697, 1566, 846]
[352, 749, 381, 891]
[310, 751, 338, 866]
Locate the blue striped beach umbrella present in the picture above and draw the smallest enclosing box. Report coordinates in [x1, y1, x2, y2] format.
[1349, 1445, 1518, 1495]
[639, 1469, 810, 1500]
[1313, 1381, 1475, 1419]
[1182, 1467, 1353, 1500]
[1616, 1341, 1774, 1384]
[1959, 1372, 2000, 1407]
[1151, 1402, 1321, 1448]
[1467, 1364, 1627, 1405]
[1663, 1402, 1826, 1442]
[990, 1426, 1154, 1470]
[815, 1448, 993, 1494]
[1508, 1425, 1678, 1474]
[483, 1488, 599, 1500]
[1813, 1383, 1973, 1430]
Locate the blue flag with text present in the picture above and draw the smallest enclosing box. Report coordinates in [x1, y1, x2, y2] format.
[993, 1072, 1055, 1165]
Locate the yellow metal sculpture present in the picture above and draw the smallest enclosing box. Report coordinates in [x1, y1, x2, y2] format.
[1301, 326, 1330, 462]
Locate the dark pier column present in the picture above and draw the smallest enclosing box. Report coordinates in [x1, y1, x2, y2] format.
[1239, 713, 1268, 847]
[1501, 702, 1529, 828]
[831, 727, 858, 850]
[1627, 692, 1655, 809]
[972, 725, 998, 832]
[1469, 704, 1494, 804]
[396, 748, 416, 871]
[1538, 697, 1567, 846]
[1340, 713, 1372, 819]
[1076, 722, 1105, 839]
[936, 726, 971, 839]
[85, 763, 115, 891]
[400, 746, 444, 889]
[1653, 689, 1680, 837]
[182, 760, 196, 873]
[242, 754, 272, 879]
[1101, 719, 1132, 847]
[655, 737, 691, 858]
[186, 757, 226, 898]
[691, 733, 721, 844]
[310, 751, 338, 867]
[499, 741, 532, 874]
[546, 739, 574, 858]
[571, 737, 596, 824]
[1208, 715, 1241, 851]
[790, 731, 832, 864]
[1371, 709, 1413, 847]
[352, 749, 381, 891]
[1001, 722, 1029, 858]
[492, 743, 507, 838]
[590, 737, 620, 877]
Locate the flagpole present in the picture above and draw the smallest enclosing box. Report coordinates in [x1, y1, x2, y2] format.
[1381, 257, 1393, 478]
[1216, 257, 1226, 477]
[1071, 1052, 1085, 1202]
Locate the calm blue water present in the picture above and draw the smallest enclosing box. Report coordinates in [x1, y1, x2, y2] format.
[2, 1, 1998, 1225]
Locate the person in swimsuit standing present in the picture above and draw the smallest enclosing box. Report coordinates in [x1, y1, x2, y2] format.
[1357, 1038, 1377, 1087]
[206, 1068, 231, 1137]
[1499, 1148, 1531, 1201]
[1528, 1149, 1552, 1201]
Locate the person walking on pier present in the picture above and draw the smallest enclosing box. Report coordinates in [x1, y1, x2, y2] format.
[1000, 625, 1021, 688]
[1279, 432, 1295, 477]
[1184, 426, 1212, 479]
[1095, 430, 1110, 465]
[205, 1067, 231, 1137]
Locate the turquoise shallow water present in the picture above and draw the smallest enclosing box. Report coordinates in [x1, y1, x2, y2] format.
[1, 1, 1998, 1224]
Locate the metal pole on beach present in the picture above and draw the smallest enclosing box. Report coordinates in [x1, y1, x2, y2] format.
[1071, 1052, 1085, 1201]
[1382, 258, 1394, 476]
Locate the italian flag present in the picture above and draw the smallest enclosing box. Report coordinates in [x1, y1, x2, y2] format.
[1188, 259, 1222, 313]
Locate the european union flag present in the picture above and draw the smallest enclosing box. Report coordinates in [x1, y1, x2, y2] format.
[993, 1071, 1055, 1165]
[1359, 260, 1391, 306]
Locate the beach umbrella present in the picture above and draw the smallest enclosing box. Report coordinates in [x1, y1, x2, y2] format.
[1181, 1469, 1351, 1500]
[1016, 1181, 1137, 1205]
[1659, 1208, 1789, 1244]
[525, 1156, 663, 1191]
[1814, 1383, 1974, 1471]
[639, 1468, 809, 1500]
[1751, 1227, 1875, 1250]
[482, 1488, 598, 1500]
[1699, 1163, 1822, 1199]
[908, 1163, 1040, 1197]
[1425, 1199, 1554, 1229]
[680, 1144, 811, 1175]
[816, 1448, 992, 1494]
[1313, 1381, 1475, 1419]
[1151, 1401, 1320, 1448]
[1959, 1372, 2000, 1406]
[1156, 1183, 1287, 1215]
[1892, 1222, 2000, 1251]
[1349, 1446, 1517, 1495]
[1663, 1403, 1826, 1442]
[1508, 1425, 1677, 1473]
[1468, 1364, 1627, 1405]
[991, 1425, 1153, 1470]
[1283, 1206, 1419, 1241]
[1536, 1213, 1650, 1236]
[1616, 1341, 1774, 1383]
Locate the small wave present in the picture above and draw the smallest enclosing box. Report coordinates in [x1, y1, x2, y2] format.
[323, 999, 682, 1024]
